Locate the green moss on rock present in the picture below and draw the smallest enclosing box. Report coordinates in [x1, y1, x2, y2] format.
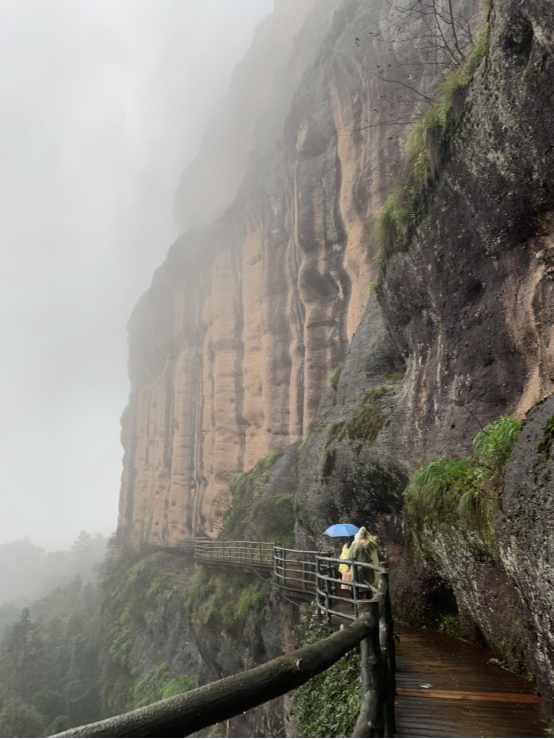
[538, 415, 554, 460]
[184, 567, 270, 632]
[342, 385, 389, 451]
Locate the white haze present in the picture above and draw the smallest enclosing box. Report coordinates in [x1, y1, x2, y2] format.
[0, 0, 273, 550]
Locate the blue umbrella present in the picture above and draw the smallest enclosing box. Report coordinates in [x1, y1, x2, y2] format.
[324, 523, 360, 537]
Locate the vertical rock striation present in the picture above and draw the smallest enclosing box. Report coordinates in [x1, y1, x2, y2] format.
[119, 0, 426, 542]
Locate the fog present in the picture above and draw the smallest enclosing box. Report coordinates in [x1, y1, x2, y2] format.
[0, 0, 273, 550]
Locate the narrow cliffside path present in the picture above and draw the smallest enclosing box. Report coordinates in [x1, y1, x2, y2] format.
[394, 624, 548, 738]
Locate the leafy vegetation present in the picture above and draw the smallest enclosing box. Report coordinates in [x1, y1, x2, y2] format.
[404, 415, 521, 550]
[99, 550, 177, 715]
[326, 421, 344, 448]
[133, 663, 194, 709]
[439, 614, 462, 639]
[329, 361, 344, 391]
[290, 615, 361, 737]
[342, 386, 389, 453]
[375, 18, 490, 277]
[0, 578, 102, 737]
[184, 567, 270, 633]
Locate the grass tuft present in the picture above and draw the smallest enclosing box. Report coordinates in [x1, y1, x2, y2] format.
[404, 415, 520, 552]
[374, 17, 490, 275]
[329, 361, 344, 391]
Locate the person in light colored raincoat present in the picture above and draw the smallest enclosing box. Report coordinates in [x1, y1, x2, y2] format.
[338, 537, 354, 590]
[347, 527, 380, 593]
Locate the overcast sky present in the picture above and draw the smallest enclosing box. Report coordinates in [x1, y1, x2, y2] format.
[0, 0, 273, 550]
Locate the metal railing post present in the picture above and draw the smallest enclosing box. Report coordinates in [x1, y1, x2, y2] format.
[352, 563, 359, 619]
[315, 557, 322, 619]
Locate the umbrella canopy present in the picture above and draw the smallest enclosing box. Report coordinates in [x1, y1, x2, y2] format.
[324, 523, 360, 537]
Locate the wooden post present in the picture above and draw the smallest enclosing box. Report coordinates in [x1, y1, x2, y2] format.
[258, 541, 262, 566]
[352, 600, 384, 738]
[301, 559, 306, 593]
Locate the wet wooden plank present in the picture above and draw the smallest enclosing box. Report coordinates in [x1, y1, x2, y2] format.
[397, 687, 543, 703]
[394, 624, 549, 738]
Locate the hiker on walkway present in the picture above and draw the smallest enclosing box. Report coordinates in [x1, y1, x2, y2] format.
[338, 537, 354, 590]
[347, 527, 380, 594]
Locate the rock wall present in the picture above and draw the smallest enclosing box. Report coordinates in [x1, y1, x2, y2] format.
[114, 0, 554, 726]
[290, 0, 554, 712]
[119, 0, 433, 542]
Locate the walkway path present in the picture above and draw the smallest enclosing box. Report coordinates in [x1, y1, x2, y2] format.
[394, 624, 548, 738]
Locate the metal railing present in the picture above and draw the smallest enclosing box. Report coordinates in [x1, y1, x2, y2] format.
[273, 546, 320, 595]
[194, 539, 274, 568]
[315, 555, 384, 622]
[149, 536, 197, 551]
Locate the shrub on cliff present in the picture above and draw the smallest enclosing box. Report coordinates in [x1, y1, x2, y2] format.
[290, 615, 360, 737]
[375, 16, 490, 273]
[404, 415, 521, 550]
[340, 385, 388, 455]
[328, 361, 344, 391]
[183, 567, 270, 632]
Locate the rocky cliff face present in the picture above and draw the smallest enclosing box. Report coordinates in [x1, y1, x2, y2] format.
[119, 0, 433, 542]
[291, 0, 554, 712]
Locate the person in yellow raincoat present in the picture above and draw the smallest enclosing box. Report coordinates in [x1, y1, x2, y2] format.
[338, 537, 353, 590]
[347, 527, 380, 594]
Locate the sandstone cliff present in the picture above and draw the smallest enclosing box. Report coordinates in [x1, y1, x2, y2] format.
[290, 0, 554, 712]
[119, 0, 427, 542]
[115, 0, 554, 728]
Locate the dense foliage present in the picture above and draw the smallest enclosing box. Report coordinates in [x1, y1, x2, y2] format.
[184, 566, 270, 632]
[0, 578, 101, 737]
[99, 548, 194, 716]
[290, 616, 361, 737]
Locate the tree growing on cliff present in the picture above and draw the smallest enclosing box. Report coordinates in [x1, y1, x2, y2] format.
[353, 0, 479, 134]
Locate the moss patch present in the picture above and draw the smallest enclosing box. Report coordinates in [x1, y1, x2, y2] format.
[328, 361, 344, 390]
[184, 567, 270, 632]
[342, 385, 388, 452]
[220, 451, 294, 546]
[538, 415, 554, 460]
[375, 18, 490, 279]
[404, 416, 521, 553]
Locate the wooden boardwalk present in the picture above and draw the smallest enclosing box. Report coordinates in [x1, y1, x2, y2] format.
[394, 624, 548, 738]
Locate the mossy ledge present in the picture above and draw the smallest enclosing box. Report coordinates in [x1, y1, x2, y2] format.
[374, 15, 491, 287]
